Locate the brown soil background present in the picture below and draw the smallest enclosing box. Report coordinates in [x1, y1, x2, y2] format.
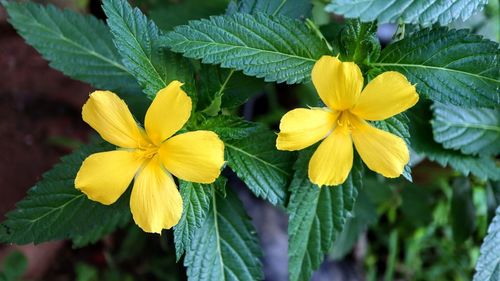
[0, 6, 93, 277]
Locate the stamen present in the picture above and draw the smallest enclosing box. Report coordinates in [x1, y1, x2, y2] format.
[139, 146, 159, 159]
[336, 111, 354, 132]
[345, 118, 353, 130]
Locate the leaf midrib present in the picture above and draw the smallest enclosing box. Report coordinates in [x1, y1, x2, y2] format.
[290, 186, 321, 281]
[225, 143, 291, 176]
[21, 193, 84, 227]
[21, 9, 130, 74]
[170, 38, 317, 63]
[271, 0, 288, 16]
[107, 7, 167, 88]
[371, 62, 500, 84]
[434, 120, 500, 133]
[211, 189, 226, 281]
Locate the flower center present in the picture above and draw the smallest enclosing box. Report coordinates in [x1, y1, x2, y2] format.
[138, 145, 159, 159]
[336, 111, 354, 132]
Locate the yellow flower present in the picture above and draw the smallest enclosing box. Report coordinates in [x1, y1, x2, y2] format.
[75, 81, 225, 233]
[276, 56, 419, 186]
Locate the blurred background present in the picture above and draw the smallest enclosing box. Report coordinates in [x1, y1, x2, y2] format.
[0, 0, 498, 280]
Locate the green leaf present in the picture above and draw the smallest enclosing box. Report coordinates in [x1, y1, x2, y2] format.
[149, 0, 228, 31]
[336, 20, 380, 65]
[195, 65, 266, 112]
[374, 113, 412, 181]
[1, 0, 139, 93]
[225, 125, 294, 206]
[197, 115, 259, 140]
[71, 217, 127, 248]
[409, 105, 500, 181]
[326, 0, 488, 25]
[374, 114, 410, 142]
[197, 116, 292, 204]
[474, 205, 500, 281]
[0, 141, 130, 245]
[103, 0, 194, 98]
[75, 263, 99, 281]
[184, 186, 263, 281]
[221, 72, 266, 108]
[195, 65, 266, 111]
[451, 177, 476, 243]
[195, 66, 234, 114]
[432, 103, 500, 156]
[371, 28, 500, 108]
[230, 0, 312, 18]
[163, 12, 330, 84]
[488, 181, 500, 217]
[288, 149, 363, 281]
[174, 180, 214, 260]
[0, 251, 27, 281]
[400, 183, 433, 228]
[330, 191, 377, 260]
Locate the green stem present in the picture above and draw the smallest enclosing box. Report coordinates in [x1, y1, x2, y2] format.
[202, 70, 235, 116]
[306, 18, 333, 53]
[384, 230, 399, 281]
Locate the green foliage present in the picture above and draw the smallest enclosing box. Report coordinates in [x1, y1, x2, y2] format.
[103, 0, 194, 98]
[336, 20, 380, 65]
[432, 103, 500, 156]
[195, 66, 232, 113]
[403, 185, 434, 228]
[75, 263, 99, 281]
[360, 176, 489, 280]
[451, 177, 477, 243]
[149, 0, 229, 31]
[330, 191, 377, 260]
[163, 12, 330, 84]
[0, 251, 27, 281]
[228, 0, 312, 18]
[197, 115, 259, 140]
[3, 0, 500, 279]
[174, 180, 212, 260]
[71, 217, 127, 248]
[197, 114, 291, 205]
[372, 28, 500, 108]
[288, 149, 363, 281]
[225, 125, 294, 206]
[409, 106, 500, 181]
[0, 141, 130, 245]
[474, 206, 500, 281]
[71, 224, 181, 281]
[1, 0, 140, 93]
[194, 66, 266, 111]
[220, 72, 266, 108]
[374, 114, 410, 141]
[184, 187, 263, 281]
[326, 0, 488, 25]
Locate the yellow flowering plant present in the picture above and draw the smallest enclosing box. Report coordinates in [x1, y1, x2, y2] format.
[277, 55, 419, 186]
[75, 81, 225, 233]
[1, 0, 499, 280]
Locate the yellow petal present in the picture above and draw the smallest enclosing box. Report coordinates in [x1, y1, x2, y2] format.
[159, 131, 224, 183]
[75, 150, 143, 205]
[82, 91, 148, 148]
[130, 157, 182, 233]
[350, 116, 409, 178]
[350, 71, 419, 121]
[312, 55, 363, 111]
[145, 81, 192, 145]
[276, 108, 338, 151]
[308, 125, 353, 186]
